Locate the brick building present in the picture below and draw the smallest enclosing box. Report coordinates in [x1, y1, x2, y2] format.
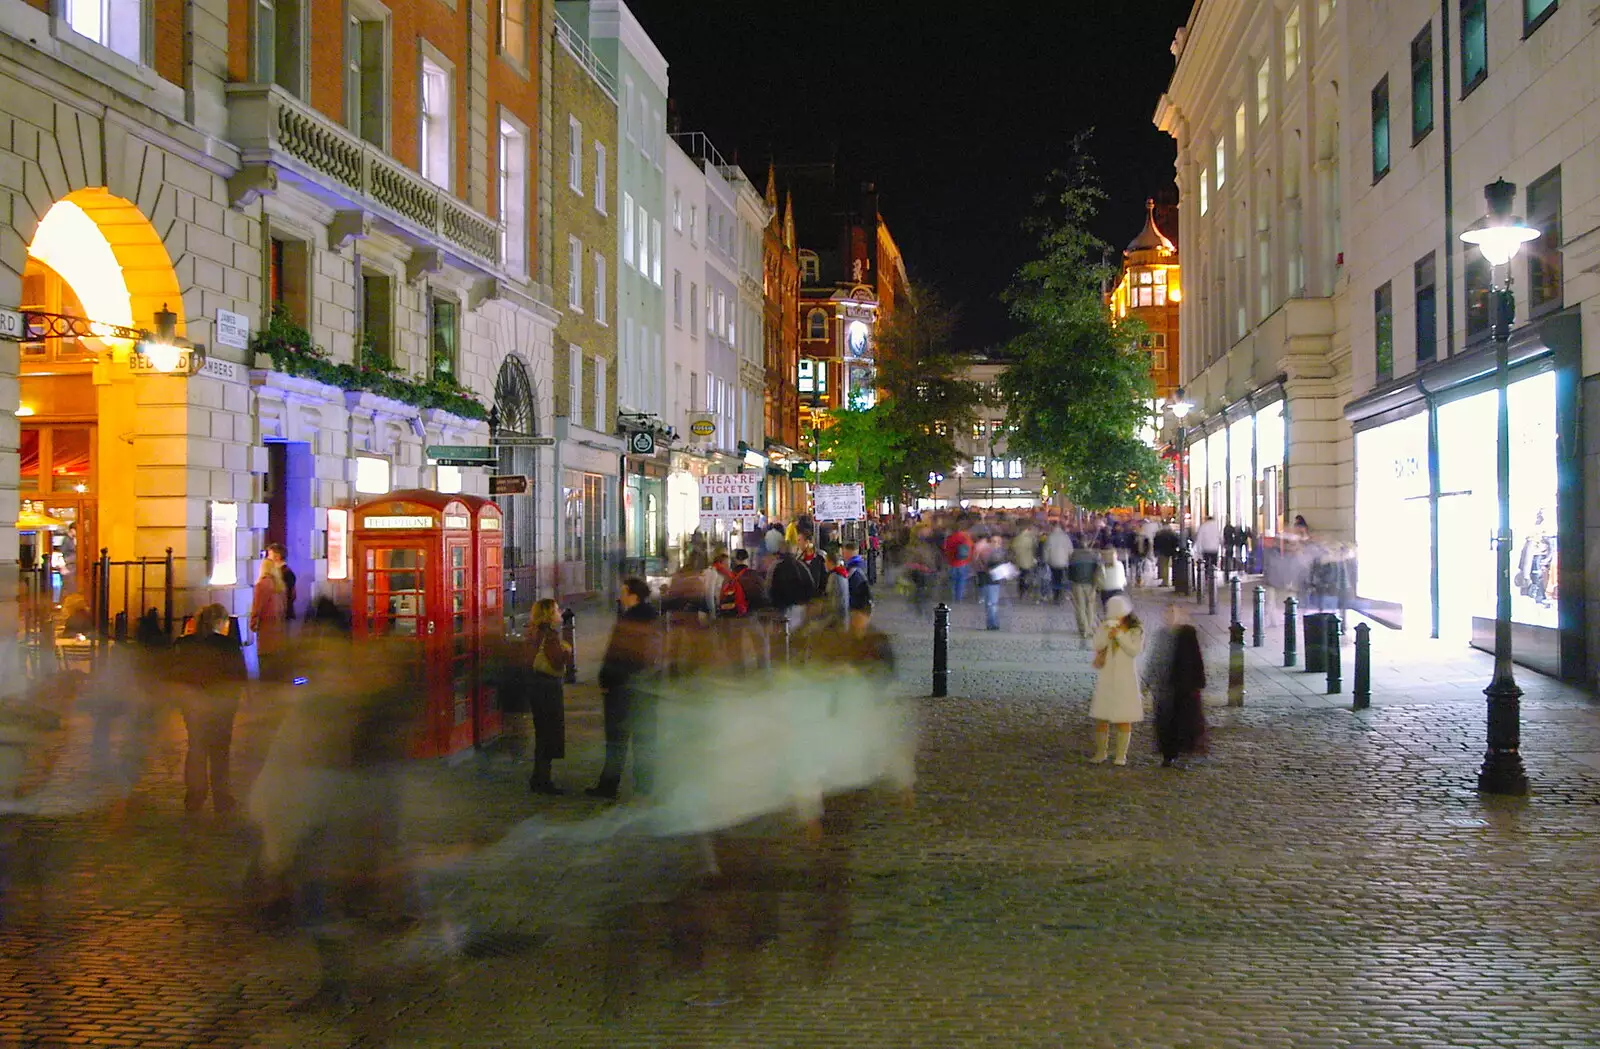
[761, 165, 801, 520]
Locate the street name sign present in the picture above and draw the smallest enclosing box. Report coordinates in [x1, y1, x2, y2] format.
[0, 308, 26, 340]
[491, 435, 556, 446]
[489, 474, 529, 495]
[426, 445, 497, 464]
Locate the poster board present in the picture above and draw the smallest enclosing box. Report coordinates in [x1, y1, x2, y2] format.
[814, 483, 866, 522]
[699, 473, 761, 529]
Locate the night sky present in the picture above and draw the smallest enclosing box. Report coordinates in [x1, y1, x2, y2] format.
[626, 0, 1195, 351]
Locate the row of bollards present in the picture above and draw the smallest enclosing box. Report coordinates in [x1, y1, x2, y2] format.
[561, 607, 578, 684]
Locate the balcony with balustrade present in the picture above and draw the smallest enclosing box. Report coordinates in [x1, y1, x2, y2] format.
[225, 85, 503, 278]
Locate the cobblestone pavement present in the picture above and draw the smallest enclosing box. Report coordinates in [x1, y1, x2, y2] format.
[3, 584, 1600, 1048]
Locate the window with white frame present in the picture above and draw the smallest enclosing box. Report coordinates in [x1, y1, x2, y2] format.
[1199, 168, 1210, 215]
[1215, 137, 1226, 188]
[345, 7, 388, 148]
[689, 283, 699, 336]
[567, 116, 583, 193]
[623, 77, 635, 141]
[68, 0, 143, 63]
[972, 456, 987, 477]
[1008, 459, 1023, 479]
[1284, 6, 1301, 78]
[567, 236, 583, 310]
[621, 193, 635, 267]
[568, 344, 582, 419]
[807, 308, 827, 339]
[594, 143, 607, 213]
[636, 203, 648, 275]
[1256, 56, 1270, 124]
[419, 55, 451, 188]
[593, 356, 606, 432]
[594, 254, 607, 323]
[689, 205, 698, 243]
[498, 116, 527, 276]
[254, 0, 305, 96]
[499, 0, 526, 63]
[673, 190, 683, 231]
[672, 271, 682, 326]
[1235, 103, 1246, 159]
[651, 219, 662, 286]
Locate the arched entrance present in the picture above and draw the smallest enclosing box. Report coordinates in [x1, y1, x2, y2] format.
[493, 354, 539, 611]
[15, 189, 184, 599]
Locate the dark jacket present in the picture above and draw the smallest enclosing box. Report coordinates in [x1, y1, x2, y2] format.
[844, 556, 873, 613]
[599, 601, 660, 693]
[770, 553, 818, 609]
[801, 553, 828, 595]
[171, 630, 248, 697]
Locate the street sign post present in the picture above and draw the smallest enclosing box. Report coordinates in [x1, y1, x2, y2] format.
[489, 474, 529, 495]
[491, 435, 556, 447]
[425, 445, 497, 464]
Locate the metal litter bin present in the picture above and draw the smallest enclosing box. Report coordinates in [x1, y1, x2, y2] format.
[1303, 613, 1339, 673]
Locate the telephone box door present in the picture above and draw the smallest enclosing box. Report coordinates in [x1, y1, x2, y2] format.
[442, 535, 476, 753]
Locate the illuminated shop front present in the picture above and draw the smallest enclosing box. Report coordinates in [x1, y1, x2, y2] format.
[1179, 391, 1287, 544]
[1345, 315, 1582, 680]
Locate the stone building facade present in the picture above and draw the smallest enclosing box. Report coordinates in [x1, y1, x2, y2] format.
[762, 166, 801, 520]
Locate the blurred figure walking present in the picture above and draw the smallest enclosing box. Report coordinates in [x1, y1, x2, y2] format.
[249, 553, 288, 681]
[1146, 604, 1208, 767]
[589, 578, 660, 800]
[1044, 523, 1073, 605]
[1088, 594, 1145, 766]
[172, 603, 247, 814]
[523, 599, 571, 794]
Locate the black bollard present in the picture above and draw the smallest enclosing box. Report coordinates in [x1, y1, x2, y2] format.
[1229, 576, 1241, 623]
[780, 614, 793, 666]
[1252, 586, 1266, 647]
[561, 607, 578, 684]
[1194, 558, 1204, 605]
[1175, 551, 1189, 595]
[932, 602, 951, 698]
[1353, 622, 1371, 710]
[1283, 596, 1298, 668]
[1207, 562, 1218, 616]
[1325, 614, 1342, 694]
[1228, 621, 1246, 706]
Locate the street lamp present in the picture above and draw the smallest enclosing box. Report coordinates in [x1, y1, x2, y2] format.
[1460, 177, 1538, 796]
[1167, 387, 1194, 592]
[955, 463, 965, 508]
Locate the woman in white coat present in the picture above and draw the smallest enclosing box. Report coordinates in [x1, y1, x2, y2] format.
[1088, 594, 1144, 765]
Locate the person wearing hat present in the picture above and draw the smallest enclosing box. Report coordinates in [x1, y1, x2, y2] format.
[1088, 594, 1145, 766]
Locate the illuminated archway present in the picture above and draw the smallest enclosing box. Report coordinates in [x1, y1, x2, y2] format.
[25, 188, 185, 341]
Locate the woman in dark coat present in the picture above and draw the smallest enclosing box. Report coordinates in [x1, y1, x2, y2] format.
[524, 598, 570, 795]
[1147, 604, 1207, 767]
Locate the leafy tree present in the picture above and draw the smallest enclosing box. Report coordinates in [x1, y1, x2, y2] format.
[812, 404, 901, 505]
[997, 139, 1163, 511]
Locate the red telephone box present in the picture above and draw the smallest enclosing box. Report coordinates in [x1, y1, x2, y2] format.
[456, 493, 505, 747]
[351, 490, 482, 758]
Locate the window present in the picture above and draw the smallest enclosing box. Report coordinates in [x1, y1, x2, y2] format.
[621, 193, 634, 267]
[1465, 253, 1491, 342]
[672, 271, 682, 326]
[1371, 76, 1390, 182]
[594, 254, 607, 323]
[266, 235, 309, 326]
[673, 189, 683, 231]
[972, 456, 987, 477]
[1527, 168, 1562, 316]
[430, 297, 457, 378]
[1153, 348, 1169, 371]
[1199, 168, 1210, 216]
[567, 236, 583, 310]
[567, 116, 583, 193]
[1256, 56, 1270, 124]
[499, 0, 526, 64]
[972, 421, 986, 440]
[807, 308, 827, 340]
[1008, 460, 1024, 480]
[594, 144, 607, 213]
[651, 219, 662, 286]
[689, 205, 698, 244]
[636, 203, 648, 275]
[798, 358, 819, 394]
[1461, 0, 1487, 94]
[689, 283, 699, 336]
[623, 76, 635, 142]
[1318, 0, 1335, 23]
[498, 117, 527, 276]
[360, 271, 393, 363]
[346, 11, 387, 148]
[419, 56, 451, 188]
[1215, 138, 1226, 188]
[1374, 282, 1394, 383]
[569, 344, 582, 419]
[1525, 0, 1557, 35]
[593, 356, 606, 432]
[1411, 26, 1434, 143]
[1284, 6, 1301, 78]
[1235, 104, 1247, 160]
[1415, 253, 1437, 365]
[67, 0, 142, 63]
[254, 0, 305, 96]
[800, 253, 820, 283]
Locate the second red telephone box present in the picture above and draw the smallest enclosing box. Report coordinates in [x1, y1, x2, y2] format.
[456, 493, 505, 747]
[351, 490, 483, 757]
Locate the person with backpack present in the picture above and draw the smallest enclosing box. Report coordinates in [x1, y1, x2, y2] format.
[714, 548, 769, 670]
[769, 541, 819, 628]
[942, 518, 975, 603]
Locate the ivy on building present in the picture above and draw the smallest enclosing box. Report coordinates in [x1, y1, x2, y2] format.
[250, 306, 488, 421]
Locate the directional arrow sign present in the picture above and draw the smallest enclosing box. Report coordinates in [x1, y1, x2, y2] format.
[425, 445, 497, 463]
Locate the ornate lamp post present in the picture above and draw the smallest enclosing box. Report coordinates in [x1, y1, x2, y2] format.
[1459, 178, 1539, 796]
[1167, 388, 1194, 591]
[955, 463, 965, 508]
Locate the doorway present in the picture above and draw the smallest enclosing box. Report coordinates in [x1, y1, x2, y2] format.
[265, 441, 313, 617]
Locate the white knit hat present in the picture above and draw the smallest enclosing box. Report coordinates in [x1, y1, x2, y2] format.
[1105, 594, 1134, 621]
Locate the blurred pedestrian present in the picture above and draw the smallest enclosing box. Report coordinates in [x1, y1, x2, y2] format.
[1012, 521, 1038, 599]
[1067, 541, 1101, 638]
[266, 542, 297, 622]
[1094, 548, 1127, 611]
[974, 534, 1004, 631]
[524, 599, 571, 795]
[1146, 604, 1207, 767]
[172, 602, 248, 814]
[589, 577, 660, 800]
[1088, 594, 1145, 766]
[943, 518, 975, 602]
[1044, 522, 1073, 605]
[249, 552, 288, 681]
